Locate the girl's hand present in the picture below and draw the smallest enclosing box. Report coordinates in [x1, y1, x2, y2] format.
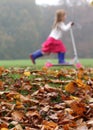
[71, 22, 74, 26]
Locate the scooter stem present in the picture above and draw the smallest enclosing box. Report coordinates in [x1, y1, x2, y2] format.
[70, 28, 79, 63]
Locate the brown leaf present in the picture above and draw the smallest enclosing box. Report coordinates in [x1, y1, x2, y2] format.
[87, 118, 93, 125]
[15, 101, 24, 109]
[22, 84, 32, 90]
[20, 94, 39, 104]
[41, 105, 50, 112]
[0, 66, 5, 75]
[11, 111, 24, 121]
[14, 124, 23, 130]
[25, 127, 37, 130]
[70, 101, 86, 116]
[0, 123, 8, 129]
[49, 113, 58, 121]
[6, 91, 19, 99]
[76, 122, 88, 130]
[0, 81, 3, 87]
[42, 120, 58, 130]
[26, 110, 41, 118]
[63, 124, 69, 130]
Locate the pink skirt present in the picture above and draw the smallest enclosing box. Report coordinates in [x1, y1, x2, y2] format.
[41, 37, 66, 53]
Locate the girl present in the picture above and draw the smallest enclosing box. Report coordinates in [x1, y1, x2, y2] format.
[29, 9, 74, 64]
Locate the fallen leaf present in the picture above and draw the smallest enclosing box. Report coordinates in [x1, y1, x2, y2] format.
[0, 66, 5, 75]
[70, 101, 86, 116]
[42, 120, 58, 130]
[76, 122, 88, 130]
[11, 111, 24, 121]
[1, 128, 9, 130]
[15, 124, 23, 130]
[24, 71, 31, 76]
[65, 81, 77, 93]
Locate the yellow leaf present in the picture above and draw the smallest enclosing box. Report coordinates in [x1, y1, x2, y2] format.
[65, 81, 77, 93]
[75, 79, 90, 90]
[75, 79, 84, 88]
[24, 71, 30, 76]
[77, 68, 84, 79]
[14, 94, 20, 99]
[70, 95, 80, 101]
[1, 128, 9, 130]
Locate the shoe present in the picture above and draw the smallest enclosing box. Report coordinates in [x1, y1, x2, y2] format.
[29, 54, 35, 64]
[29, 50, 43, 64]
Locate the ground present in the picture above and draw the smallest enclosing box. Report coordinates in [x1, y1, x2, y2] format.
[0, 66, 93, 130]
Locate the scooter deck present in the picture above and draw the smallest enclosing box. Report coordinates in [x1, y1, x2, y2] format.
[52, 63, 74, 66]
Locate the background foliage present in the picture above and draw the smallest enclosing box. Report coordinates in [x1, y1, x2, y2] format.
[0, 0, 93, 59]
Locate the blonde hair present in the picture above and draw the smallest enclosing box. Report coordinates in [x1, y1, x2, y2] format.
[53, 9, 66, 28]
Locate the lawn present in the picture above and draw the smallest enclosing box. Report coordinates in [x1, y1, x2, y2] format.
[0, 58, 93, 68]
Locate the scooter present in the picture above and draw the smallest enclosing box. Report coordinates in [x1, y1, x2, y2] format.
[45, 27, 83, 68]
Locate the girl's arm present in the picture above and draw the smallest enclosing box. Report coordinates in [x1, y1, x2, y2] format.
[59, 22, 73, 31]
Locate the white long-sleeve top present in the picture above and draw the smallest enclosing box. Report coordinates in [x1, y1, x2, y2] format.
[49, 22, 72, 40]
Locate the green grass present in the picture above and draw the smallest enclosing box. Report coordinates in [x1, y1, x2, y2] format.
[0, 58, 93, 68]
[0, 59, 56, 68]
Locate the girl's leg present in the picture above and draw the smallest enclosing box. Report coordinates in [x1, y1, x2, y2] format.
[29, 49, 43, 64]
[58, 52, 65, 64]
